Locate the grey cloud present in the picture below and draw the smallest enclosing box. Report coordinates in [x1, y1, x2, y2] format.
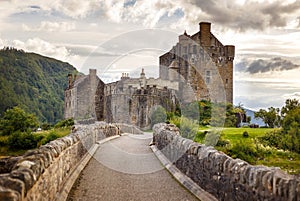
[184, 0, 300, 31]
[236, 57, 300, 74]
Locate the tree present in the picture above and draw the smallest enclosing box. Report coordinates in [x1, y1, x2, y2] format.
[150, 105, 167, 127]
[281, 99, 300, 117]
[254, 107, 280, 128]
[0, 106, 39, 135]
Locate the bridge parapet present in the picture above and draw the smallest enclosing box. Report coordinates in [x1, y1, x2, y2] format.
[153, 123, 300, 201]
[0, 122, 120, 201]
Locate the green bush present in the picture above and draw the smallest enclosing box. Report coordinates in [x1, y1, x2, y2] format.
[216, 137, 230, 147]
[193, 131, 207, 143]
[41, 123, 52, 130]
[41, 131, 60, 145]
[8, 131, 40, 150]
[178, 117, 198, 139]
[54, 118, 74, 128]
[229, 140, 258, 164]
[204, 130, 221, 146]
[150, 106, 167, 127]
[0, 106, 39, 136]
[243, 131, 249, 138]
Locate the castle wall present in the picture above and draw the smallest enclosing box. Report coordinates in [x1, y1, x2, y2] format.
[103, 77, 177, 129]
[159, 22, 234, 104]
[64, 70, 104, 121]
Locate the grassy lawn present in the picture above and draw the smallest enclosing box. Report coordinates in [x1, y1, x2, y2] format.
[195, 127, 300, 175]
[0, 127, 71, 157]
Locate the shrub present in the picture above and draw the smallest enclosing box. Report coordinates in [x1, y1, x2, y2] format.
[204, 130, 220, 146]
[178, 117, 198, 139]
[41, 131, 60, 145]
[150, 106, 167, 127]
[216, 137, 230, 147]
[229, 140, 258, 164]
[193, 131, 207, 143]
[8, 131, 40, 150]
[0, 106, 39, 136]
[243, 131, 249, 138]
[41, 123, 52, 130]
[54, 118, 74, 128]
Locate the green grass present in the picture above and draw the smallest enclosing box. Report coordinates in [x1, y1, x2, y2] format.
[194, 127, 300, 175]
[0, 127, 71, 157]
[219, 127, 274, 144]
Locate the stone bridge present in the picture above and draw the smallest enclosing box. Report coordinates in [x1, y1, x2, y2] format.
[0, 122, 299, 201]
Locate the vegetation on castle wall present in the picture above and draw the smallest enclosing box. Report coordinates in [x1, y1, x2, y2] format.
[0, 47, 77, 123]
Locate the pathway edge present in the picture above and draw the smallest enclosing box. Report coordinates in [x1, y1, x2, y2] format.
[58, 135, 121, 201]
[150, 145, 218, 201]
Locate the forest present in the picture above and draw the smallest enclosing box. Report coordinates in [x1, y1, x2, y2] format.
[0, 47, 77, 124]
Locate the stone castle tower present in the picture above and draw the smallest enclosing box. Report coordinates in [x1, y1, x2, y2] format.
[64, 22, 234, 128]
[159, 22, 234, 103]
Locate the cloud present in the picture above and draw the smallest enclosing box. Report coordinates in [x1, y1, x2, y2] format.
[11, 37, 77, 63]
[22, 21, 76, 32]
[3, 0, 300, 31]
[47, 0, 102, 19]
[283, 92, 300, 100]
[236, 57, 300, 74]
[175, 0, 300, 31]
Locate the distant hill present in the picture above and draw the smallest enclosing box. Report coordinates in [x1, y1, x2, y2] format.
[0, 47, 77, 123]
[244, 108, 266, 127]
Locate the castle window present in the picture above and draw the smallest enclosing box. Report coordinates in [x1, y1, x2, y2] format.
[206, 70, 211, 84]
[183, 46, 187, 54]
[226, 79, 228, 84]
[193, 45, 197, 54]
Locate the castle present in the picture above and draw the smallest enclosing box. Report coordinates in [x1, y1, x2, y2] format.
[64, 22, 235, 129]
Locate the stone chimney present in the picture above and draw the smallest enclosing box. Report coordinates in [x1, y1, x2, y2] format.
[199, 22, 211, 47]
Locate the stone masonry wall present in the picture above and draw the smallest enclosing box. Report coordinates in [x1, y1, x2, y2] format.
[0, 122, 119, 201]
[153, 123, 300, 201]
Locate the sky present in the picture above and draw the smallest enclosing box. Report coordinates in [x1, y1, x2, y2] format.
[0, 0, 300, 111]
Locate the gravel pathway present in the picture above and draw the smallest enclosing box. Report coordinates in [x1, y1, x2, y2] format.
[67, 133, 199, 201]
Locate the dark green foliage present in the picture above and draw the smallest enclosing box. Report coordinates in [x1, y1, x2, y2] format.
[254, 107, 280, 128]
[150, 106, 167, 127]
[54, 118, 74, 128]
[193, 131, 207, 143]
[258, 99, 300, 153]
[243, 131, 249, 138]
[0, 48, 77, 123]
[7, 131, 41, 150]
[179, 117, 198, 139]
[41, 131, 60, 145]
[41, 123, 52, 130]
[228, 140, 258, 164]
[216, 137, 230, 147]
[169, 100, 244, 128]
[0, 106, 39, 135]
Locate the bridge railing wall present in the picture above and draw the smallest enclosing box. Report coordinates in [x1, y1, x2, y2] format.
[153, 123, 300, 201]
[113, 123, 143, 134]
[0, 122, 120, 201]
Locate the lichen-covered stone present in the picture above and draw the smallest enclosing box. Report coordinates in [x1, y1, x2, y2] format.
[0, 122, 121, 201]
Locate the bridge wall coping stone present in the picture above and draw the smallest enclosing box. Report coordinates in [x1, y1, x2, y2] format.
[153, 123, 300, 201]
[0, 122, 121, 201]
